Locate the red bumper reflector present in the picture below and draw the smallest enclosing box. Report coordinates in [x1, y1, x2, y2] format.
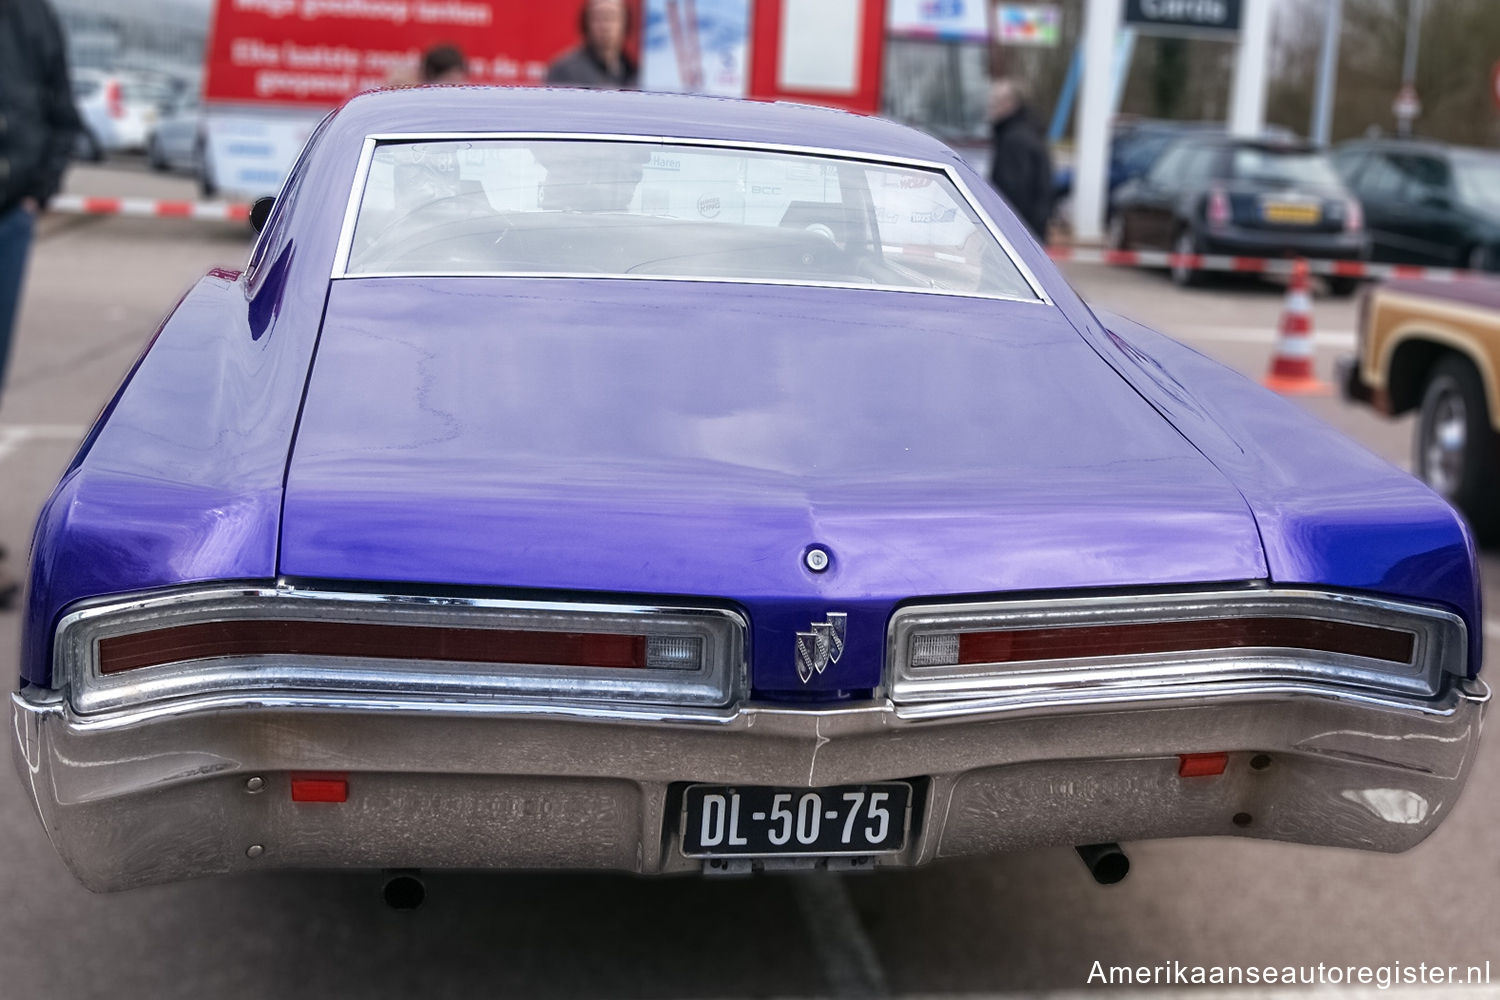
[290, 775, 349, 803]
[1178, 753, 1229, 778]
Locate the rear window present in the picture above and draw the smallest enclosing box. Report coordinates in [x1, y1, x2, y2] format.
[1230, 148, 1343, 189]
[342, 139, 1038, 301]
[1453, 152, 1500, 215]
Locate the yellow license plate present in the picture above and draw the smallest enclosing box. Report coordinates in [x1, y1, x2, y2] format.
[1263, 202, 1321, 225]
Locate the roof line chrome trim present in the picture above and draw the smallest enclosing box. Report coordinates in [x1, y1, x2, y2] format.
[330, 135, 377, 282]
[332, 270, 1050, 305]
[328, 130, 1054, 306]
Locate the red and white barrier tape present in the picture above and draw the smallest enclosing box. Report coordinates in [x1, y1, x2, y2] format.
[1045, 246, 1486, 283]
[50, 195, 250, 223]
[40, 196, 1496, 284]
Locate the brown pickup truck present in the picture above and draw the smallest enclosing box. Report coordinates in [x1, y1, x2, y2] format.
[1342, 278, 1500, 543]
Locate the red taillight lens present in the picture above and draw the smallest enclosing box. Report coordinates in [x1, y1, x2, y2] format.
[1207, 187, 1231, 228]
[106, 80, 124, 119]
[97, 620, 688, 674]
[1345, 198, 1364, 233]
[912, 617, 1415, 669]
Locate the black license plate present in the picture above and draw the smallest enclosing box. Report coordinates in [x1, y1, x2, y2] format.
[682, 783, 910, 857]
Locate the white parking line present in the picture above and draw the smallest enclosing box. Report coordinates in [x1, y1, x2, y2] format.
[0, 424, 86, 464]
[792, 873, 888, 998]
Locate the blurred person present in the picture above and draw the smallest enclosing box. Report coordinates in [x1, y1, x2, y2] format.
[385, 44, 468, 88]
[546, 0, 638, 89]
[421, 44, 468, 84]
[0, 0, 81, 609]
[986, 78, 1053, 242]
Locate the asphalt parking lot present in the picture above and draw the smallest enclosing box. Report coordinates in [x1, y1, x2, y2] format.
[2, 165, 1498, 999]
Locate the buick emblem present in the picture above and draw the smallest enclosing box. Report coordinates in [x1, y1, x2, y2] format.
[795, 612, 847, 684]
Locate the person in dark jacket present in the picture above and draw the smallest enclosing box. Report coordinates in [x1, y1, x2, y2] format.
[986, 79, 1053, 242]
[0, 0, 80, 608]
[546, 0, 638, 89]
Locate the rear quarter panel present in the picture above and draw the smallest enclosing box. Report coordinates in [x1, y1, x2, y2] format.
[20, 107, 364, 688]
[18, 266, 319, 687]
[1097, 309, 1483, 676]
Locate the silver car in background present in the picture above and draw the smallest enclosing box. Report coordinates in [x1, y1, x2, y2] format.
[148, 94, 205, 179]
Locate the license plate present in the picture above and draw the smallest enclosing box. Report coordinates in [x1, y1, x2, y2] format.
[682, 783, 910, 857]
[1262, 201, 1321, 225]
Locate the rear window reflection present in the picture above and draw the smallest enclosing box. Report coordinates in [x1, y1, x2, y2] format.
[344, 139, 1038, 301]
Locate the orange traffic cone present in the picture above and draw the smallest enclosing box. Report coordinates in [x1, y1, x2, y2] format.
[1262, 259, 1332, 395]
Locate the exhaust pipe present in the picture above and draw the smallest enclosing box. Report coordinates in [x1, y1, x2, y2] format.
[382, 870, 426, 910]
[1075, 843, 1129, 885]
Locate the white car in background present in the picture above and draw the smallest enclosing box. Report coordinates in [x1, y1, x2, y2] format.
[71, 69, 179, 161]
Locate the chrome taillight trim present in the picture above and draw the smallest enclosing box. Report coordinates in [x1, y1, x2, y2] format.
[887, 589, 1468, 705]
[57, 583, 747, 715]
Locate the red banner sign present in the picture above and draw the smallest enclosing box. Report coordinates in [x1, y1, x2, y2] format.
[203, 0, 635, 106]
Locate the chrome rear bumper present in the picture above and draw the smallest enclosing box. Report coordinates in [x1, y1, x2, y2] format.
[11, 678, 1489, 891]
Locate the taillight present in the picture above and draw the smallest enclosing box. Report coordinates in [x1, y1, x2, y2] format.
[97, 621, 700, 674]
[1345, 198, 1364, 233]
[58, 586, 745, 714]
[105, 79, 124, 119]
[1206, 187, 1231, 228]
[912, 617, 1415, 668]
[891, 589, 1466, 706]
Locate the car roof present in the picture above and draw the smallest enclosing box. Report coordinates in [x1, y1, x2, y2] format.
[331, 86, 964, 166]
[1116, 119, 1221, 134]
[1171, 134, 1319, 155]
[1336, 137, 1463, 157]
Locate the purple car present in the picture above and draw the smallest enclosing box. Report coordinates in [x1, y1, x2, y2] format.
[11, 88, 1488, 896]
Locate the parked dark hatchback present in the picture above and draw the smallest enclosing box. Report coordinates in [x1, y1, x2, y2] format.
[1111, 137, 1367, 293]
[1053, 119, 1222, 208]
[1333, 139, 1500, 272]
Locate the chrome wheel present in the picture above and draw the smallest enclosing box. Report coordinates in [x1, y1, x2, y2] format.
[1422, 376, 1467, 498]
[1416, 356, 1500, 543]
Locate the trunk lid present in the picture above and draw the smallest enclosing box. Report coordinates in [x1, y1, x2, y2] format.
[281, 278, 1267, 695]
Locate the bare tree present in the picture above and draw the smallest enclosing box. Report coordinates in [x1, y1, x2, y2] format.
[1269, 0, 1500, 145]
